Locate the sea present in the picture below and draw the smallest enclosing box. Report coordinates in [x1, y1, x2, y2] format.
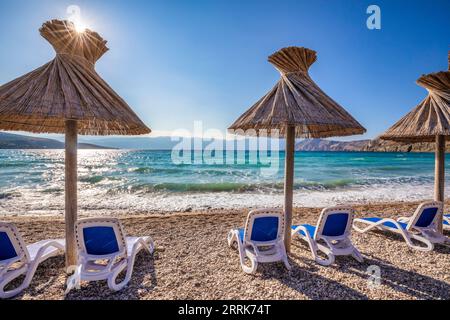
[0, 149, 448, 215]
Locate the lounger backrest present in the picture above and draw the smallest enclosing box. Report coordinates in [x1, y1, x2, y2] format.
[76, 218, 127, 258]
[407, 201, 442, 230]
[0, 222, 29, 264]
[244, 208, 284, 245]
[314, 206, 355, 240]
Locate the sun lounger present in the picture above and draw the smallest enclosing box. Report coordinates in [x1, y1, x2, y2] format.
[353, 201, 448, 251]
[72, 218, 154, 291]
[0, 222, 65, 299]
[227, 208, 291, 274]
[291, 206, 363, 266]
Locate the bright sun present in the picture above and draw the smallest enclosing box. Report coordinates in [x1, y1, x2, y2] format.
[74, 20, 86, 33]
[67, 5, 87, 33]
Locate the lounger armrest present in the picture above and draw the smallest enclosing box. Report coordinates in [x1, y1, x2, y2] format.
[32, 240, 65, 262]
[131, 236, 154, 256]
[291, 225, 314, 241]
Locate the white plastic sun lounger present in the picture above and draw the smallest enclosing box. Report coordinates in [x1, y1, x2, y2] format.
[227, 208, 291, 274]
[71, 218, 154, 292]
[0, 222, 65, 299]
[353, 201, 448, 251]
[291, 206, 363, 266]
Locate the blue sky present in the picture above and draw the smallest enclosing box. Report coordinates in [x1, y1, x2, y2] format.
[0, 0, 449, 140]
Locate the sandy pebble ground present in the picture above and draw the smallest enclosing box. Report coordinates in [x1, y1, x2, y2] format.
[1, 200, 449, 300]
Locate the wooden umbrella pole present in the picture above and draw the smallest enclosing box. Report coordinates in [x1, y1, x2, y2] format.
[434, 134, 445, 233]
[65, 120, 78, 267]
[283, 125, 295, 253]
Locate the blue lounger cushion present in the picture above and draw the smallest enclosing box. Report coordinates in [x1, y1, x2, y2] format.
[415, 207, 438, 228]
[444, 220, 449, 226]
[359, 217, 407, 230]
[251, 217, 279, 241]
[83, 226, 120, 255]
[291, 224, 316, 237]
[237, 216, 279, 243]
[444, 214, 450, 218]
[322, 213, 349, 236]
[0, 231, 17, 261]
[238, 228, 245, 242]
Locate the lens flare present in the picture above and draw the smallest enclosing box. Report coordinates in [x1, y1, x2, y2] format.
[67, 5, 87, 33]
[73, 20, 86, 33]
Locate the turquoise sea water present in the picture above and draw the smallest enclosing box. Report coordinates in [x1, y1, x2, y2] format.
[0, 149, 448, 214]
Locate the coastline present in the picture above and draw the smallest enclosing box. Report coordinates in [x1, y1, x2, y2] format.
[2, 191, 449, 217]
[2, 149, 449, 216]
[3, 199, 449, 300]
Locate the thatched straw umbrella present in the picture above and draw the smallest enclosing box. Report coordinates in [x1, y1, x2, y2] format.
[0, 20, 151, 266]
[380, 51, 450, 233]
[229, 47, 366, 251]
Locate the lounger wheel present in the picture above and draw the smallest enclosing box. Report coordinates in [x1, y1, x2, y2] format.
[107, 260, 129, 291]
[241, 255, 258, 274]
[0, 265, 28, 299]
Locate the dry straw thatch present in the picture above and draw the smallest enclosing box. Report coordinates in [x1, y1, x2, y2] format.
[0, 20, 150, 135]
[229, 46, 366, 137]
[380, 51, 450, 142]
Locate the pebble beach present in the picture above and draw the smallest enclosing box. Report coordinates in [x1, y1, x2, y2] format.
[2, 200, 449, 300]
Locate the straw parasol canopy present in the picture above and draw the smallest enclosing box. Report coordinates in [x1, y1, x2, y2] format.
[0, 19, 151, 266]
[229, 46, 366, 138]
[229, 46, 366, 251]
[380, 50, 450, 233]
[0, 19, 150, 135]
[379, 56, 450, 142]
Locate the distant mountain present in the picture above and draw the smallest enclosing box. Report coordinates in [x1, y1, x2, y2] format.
[362, 138, 450, 153]
[2, 132, 445, 152]
[77, 136, 450, 153]
[79, 136, 178, 150]
[295, 138, 371, 151]
[296, 138, 449, 152]
[0, 132, 111, 149]
[79, 136, 285, 150]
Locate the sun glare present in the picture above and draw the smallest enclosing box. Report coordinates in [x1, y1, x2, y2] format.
[74, 20, 86, 33]
[67, 5, 87, 33]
